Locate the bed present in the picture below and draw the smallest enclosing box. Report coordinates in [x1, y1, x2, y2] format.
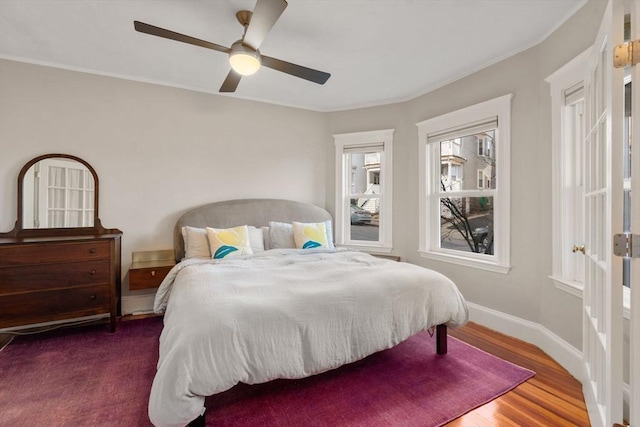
[148, 199, 468, 427]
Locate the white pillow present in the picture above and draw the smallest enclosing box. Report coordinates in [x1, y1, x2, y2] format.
[181, 226, 211, 259]
[292, 221, 330, 249]
[269, 220, 334, 250]
[247, 226, 265, 253]
[269, 221, 295, 249]
[206, 225, 253, 259]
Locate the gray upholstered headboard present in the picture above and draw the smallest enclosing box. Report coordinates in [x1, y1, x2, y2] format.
[174, 199, 333, 262]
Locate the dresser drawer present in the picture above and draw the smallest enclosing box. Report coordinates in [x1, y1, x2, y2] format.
[129, 265, 173, 290]
[0, 260, 111, 294]
[0, 284, 111, 328]
[0, 240, 110, 267]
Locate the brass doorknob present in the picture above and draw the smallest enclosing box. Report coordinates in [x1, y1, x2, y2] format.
[572, 244, 585, 254]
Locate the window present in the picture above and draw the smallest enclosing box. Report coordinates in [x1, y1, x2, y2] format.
[547, 47, 631, 319]
[334, 129, 393, 252]
[417, 95, 511, 273]
[477, 169, 485, 189]
[546, 49, 589, 297]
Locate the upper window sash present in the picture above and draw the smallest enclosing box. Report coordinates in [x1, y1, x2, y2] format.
[427, 117, 498, 144]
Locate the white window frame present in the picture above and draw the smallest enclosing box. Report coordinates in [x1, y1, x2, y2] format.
[417, 94, 512, 274]
[546, 48, 590, 298]
[547, 48, 631, 320]
[334, 129, 393, 253]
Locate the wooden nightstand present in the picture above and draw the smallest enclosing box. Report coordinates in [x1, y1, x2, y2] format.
[129, 250, 175, 290]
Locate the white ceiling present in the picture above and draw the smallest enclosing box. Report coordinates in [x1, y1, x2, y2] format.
[0, 0, 585, 112]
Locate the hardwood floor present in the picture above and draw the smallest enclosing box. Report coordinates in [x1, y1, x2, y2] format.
[447, 322, 590, 426]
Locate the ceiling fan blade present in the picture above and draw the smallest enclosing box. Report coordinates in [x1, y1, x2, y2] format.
[261, 55, 330, 85]
[134, 21, 230, 54]
[219, 70, 242, 92]
[243, 0, 288, 50]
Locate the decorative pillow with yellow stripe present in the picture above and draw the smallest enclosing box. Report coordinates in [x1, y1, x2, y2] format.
[292, 221, 330, 249]
[206, 225, 253, 259]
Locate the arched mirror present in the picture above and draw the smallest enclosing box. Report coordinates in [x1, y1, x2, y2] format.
[21, 154, 98, 229]
[1, 153, 108, 237]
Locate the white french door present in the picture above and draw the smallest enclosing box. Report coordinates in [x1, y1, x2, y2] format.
[582, 0, 624, 425]
[627, 1, 640, 424]
[582, 0, 640, 425]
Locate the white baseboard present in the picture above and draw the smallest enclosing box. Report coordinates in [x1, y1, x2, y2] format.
[121, 294, 156, 316]
[467, 301, 631, 420]
[466, 301, 584, 381]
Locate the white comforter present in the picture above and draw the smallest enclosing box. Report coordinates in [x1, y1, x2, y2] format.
[148, 249, 468, 427]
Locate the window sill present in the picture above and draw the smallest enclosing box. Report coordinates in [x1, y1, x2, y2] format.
[549, 276, 630, 320]
[549, 276, 583, 298]
[418, 250, 511, 274]
[338, 243, 393, 254]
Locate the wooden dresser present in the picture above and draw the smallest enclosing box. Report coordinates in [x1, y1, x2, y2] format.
[0, 233, 122, 332]
[0, 153, 123, 333]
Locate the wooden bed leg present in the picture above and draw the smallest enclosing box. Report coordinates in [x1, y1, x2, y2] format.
[187, 413, 205, 427]
[436, 324, 447, 355]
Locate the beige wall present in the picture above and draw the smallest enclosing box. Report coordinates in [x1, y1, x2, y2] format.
[0, 60, 329, 296]
[325, 0, 607, 349]
[0, 0, 608, 350]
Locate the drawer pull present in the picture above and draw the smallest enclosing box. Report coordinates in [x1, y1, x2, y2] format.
[89, 269, 97, 275]
[89, 248, 97, 254]
[89, 294, 97, 300]
[151, 270, 156, 277]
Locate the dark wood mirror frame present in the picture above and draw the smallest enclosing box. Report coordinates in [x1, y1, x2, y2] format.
[0, 153, 117, 238]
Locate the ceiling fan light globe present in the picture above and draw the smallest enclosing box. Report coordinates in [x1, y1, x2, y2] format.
[229, 42, 261, 76]
[230, 52, 261, 75]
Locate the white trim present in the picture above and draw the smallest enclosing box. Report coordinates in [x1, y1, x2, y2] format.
[121, 294, 156, 315]
[417, 94, 512, 272]
[549, 275, 584, 298]
[546, 47, 590, 298]
[334, 129, 394, 250]
[467, 300, 632, 424]
[466, 301, 584, 383]
[418, 250, 510, 274]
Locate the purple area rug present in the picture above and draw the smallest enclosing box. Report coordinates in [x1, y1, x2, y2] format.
[0, 317, 534, 427]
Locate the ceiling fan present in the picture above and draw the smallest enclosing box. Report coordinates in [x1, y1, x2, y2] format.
[133, 0, 330, 93]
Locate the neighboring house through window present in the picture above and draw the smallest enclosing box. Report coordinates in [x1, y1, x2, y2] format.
[417, 94, 512, 273]
[334, 129, 393, 252]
